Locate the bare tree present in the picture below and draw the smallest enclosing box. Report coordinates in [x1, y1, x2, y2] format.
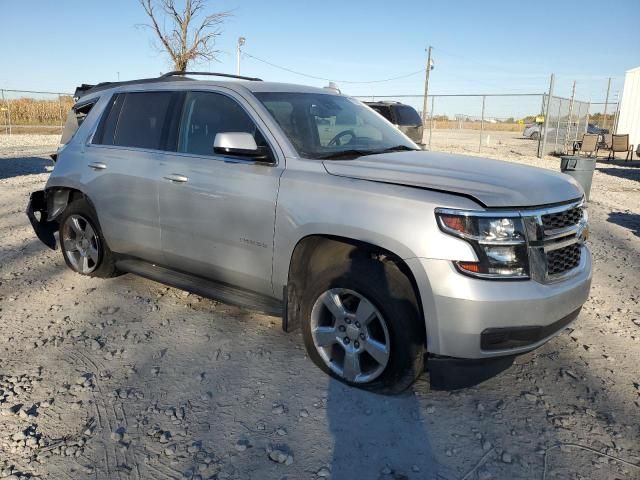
[139, 0, 231, 71]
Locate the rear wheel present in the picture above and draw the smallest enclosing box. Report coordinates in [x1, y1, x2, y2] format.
[59, 198, 118, 278]
[301, 256, 425, 394]
[530, 131, 540, 140]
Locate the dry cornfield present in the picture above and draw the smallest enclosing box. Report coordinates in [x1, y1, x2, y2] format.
[2, 96, 529, 132]
[2, 96, 74, 126]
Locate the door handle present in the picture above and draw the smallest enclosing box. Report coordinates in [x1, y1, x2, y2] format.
[87, 162, 107, 170]
[163, 174, 189, 183]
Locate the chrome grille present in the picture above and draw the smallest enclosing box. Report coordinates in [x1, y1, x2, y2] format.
[547, 243, 581, 275]
[523, 201, 586, 282]
[541, 206, 583, 231]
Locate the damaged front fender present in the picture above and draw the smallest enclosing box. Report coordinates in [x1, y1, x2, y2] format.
[26, 190, 59, 250]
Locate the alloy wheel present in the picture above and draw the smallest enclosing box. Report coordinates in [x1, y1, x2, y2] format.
[62, 214, 100, 274]
[310, 288, 391, 383]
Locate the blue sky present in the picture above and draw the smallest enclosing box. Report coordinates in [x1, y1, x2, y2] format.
[1, 0, 638, 109]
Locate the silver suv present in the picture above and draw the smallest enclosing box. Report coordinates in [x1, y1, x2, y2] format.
[27, 72, 592, 394]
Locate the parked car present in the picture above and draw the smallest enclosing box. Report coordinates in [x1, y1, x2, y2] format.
[27, 72, 591, 394]
[523, 122, 607, 141]
[364, 101, 424, 145]
[586, 123, 609, 135]
[523, 123, 542, 140]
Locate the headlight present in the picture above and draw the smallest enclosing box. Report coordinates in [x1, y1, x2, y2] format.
[435, 209, 529, 279]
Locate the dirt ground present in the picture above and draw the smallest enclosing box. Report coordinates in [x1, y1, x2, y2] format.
[1, 134, 639, 480]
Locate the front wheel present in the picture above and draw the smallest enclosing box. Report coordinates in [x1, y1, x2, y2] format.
[301, 257, 425, 394]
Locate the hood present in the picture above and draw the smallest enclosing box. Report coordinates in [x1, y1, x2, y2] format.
[322, 151, 583, 208]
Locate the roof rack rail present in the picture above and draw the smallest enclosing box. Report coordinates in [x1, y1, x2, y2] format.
[73, 71, 262, 100]
[160, 71, 263, 82]
[364, 100, 402, 104]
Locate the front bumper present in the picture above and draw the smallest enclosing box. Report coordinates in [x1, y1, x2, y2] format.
[407, 245, 592, 358]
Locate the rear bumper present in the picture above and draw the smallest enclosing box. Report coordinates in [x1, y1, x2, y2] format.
[26, 190, 58, 249]
[407, 246, 592, 358]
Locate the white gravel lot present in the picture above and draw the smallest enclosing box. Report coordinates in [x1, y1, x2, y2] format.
[0, 134, 60, 158]
[0, 133, 639, 480]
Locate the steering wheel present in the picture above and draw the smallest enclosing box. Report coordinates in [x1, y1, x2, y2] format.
[328, 129, 356, 147]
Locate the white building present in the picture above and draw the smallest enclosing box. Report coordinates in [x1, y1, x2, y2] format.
[616, 66, 640, 149]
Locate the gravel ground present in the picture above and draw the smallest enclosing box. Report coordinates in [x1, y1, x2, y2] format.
[0, 135, 60, 159]
[427, 129, 541, 158]
[0, 134, 639, 480]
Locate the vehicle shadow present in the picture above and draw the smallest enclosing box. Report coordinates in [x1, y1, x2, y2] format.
[607, 211, 640, 237]
[325, 378, 442, 479]
[323, 254, 443, 479]
[0, 154, 53, 180]
[596, 163, 640, 183]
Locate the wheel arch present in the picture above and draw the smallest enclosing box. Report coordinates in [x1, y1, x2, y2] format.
[27, 186, 102, 251]
[283, 234, 425, 339]
[44, 186, 93, 221]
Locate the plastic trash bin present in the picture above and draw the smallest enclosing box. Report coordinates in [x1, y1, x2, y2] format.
[560, 156, 596, 201]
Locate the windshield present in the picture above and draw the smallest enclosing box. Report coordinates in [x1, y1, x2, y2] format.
[254, 92, 418, 159]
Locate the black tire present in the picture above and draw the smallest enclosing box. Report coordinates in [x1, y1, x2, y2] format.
[59, 197, 119, 278]
[530, 131, 540, 140]
[301, 256, 425, 395]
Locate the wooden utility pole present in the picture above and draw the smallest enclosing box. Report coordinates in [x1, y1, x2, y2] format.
[421, 46, 433, 127]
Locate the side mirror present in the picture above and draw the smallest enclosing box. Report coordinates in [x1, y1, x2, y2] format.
[213, 132, 272, 162]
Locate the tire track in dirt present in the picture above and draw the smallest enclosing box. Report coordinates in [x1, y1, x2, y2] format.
[66, 351, 116, 479]
[146, 462, 179, 480]
[68, 348, 125, 480]
[76, 349, 145, 480]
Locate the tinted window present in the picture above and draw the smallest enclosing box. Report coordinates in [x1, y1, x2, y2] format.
[178, 91, 263, 156]
[111, 92, 176, 150]
[369, 105, 393, 122]
[395, 105, 422, 126]
[93, 94, 124, 145]
[61, 99, 96, 145]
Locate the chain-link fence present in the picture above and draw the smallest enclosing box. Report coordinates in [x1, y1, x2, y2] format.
[538, 95, 590, 156]
[589, 101, 619, 133]
[1, 87, 616, 160]
[355, 92, 618, 158]
[355, 93, 546, 157]
[0, 89, 73, 135]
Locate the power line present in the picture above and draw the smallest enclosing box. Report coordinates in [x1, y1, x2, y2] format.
[242, 51, 425, 84]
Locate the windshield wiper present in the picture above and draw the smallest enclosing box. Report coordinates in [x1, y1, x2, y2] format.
[318, 149, 375, 160]
[318, 145, 419, 161]
[373, 145, 420, 153]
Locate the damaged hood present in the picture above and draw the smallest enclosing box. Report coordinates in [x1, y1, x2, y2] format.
[322, 151, 583, 208]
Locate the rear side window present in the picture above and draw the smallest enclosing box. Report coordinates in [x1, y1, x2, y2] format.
[95, 94, 124, 146]
[94, 91, 178, 150]
[395, 105, 422, 126]
[115, 92, 176, 149]
[60, 100, 97, 145]
[369, 105, 393, 123]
